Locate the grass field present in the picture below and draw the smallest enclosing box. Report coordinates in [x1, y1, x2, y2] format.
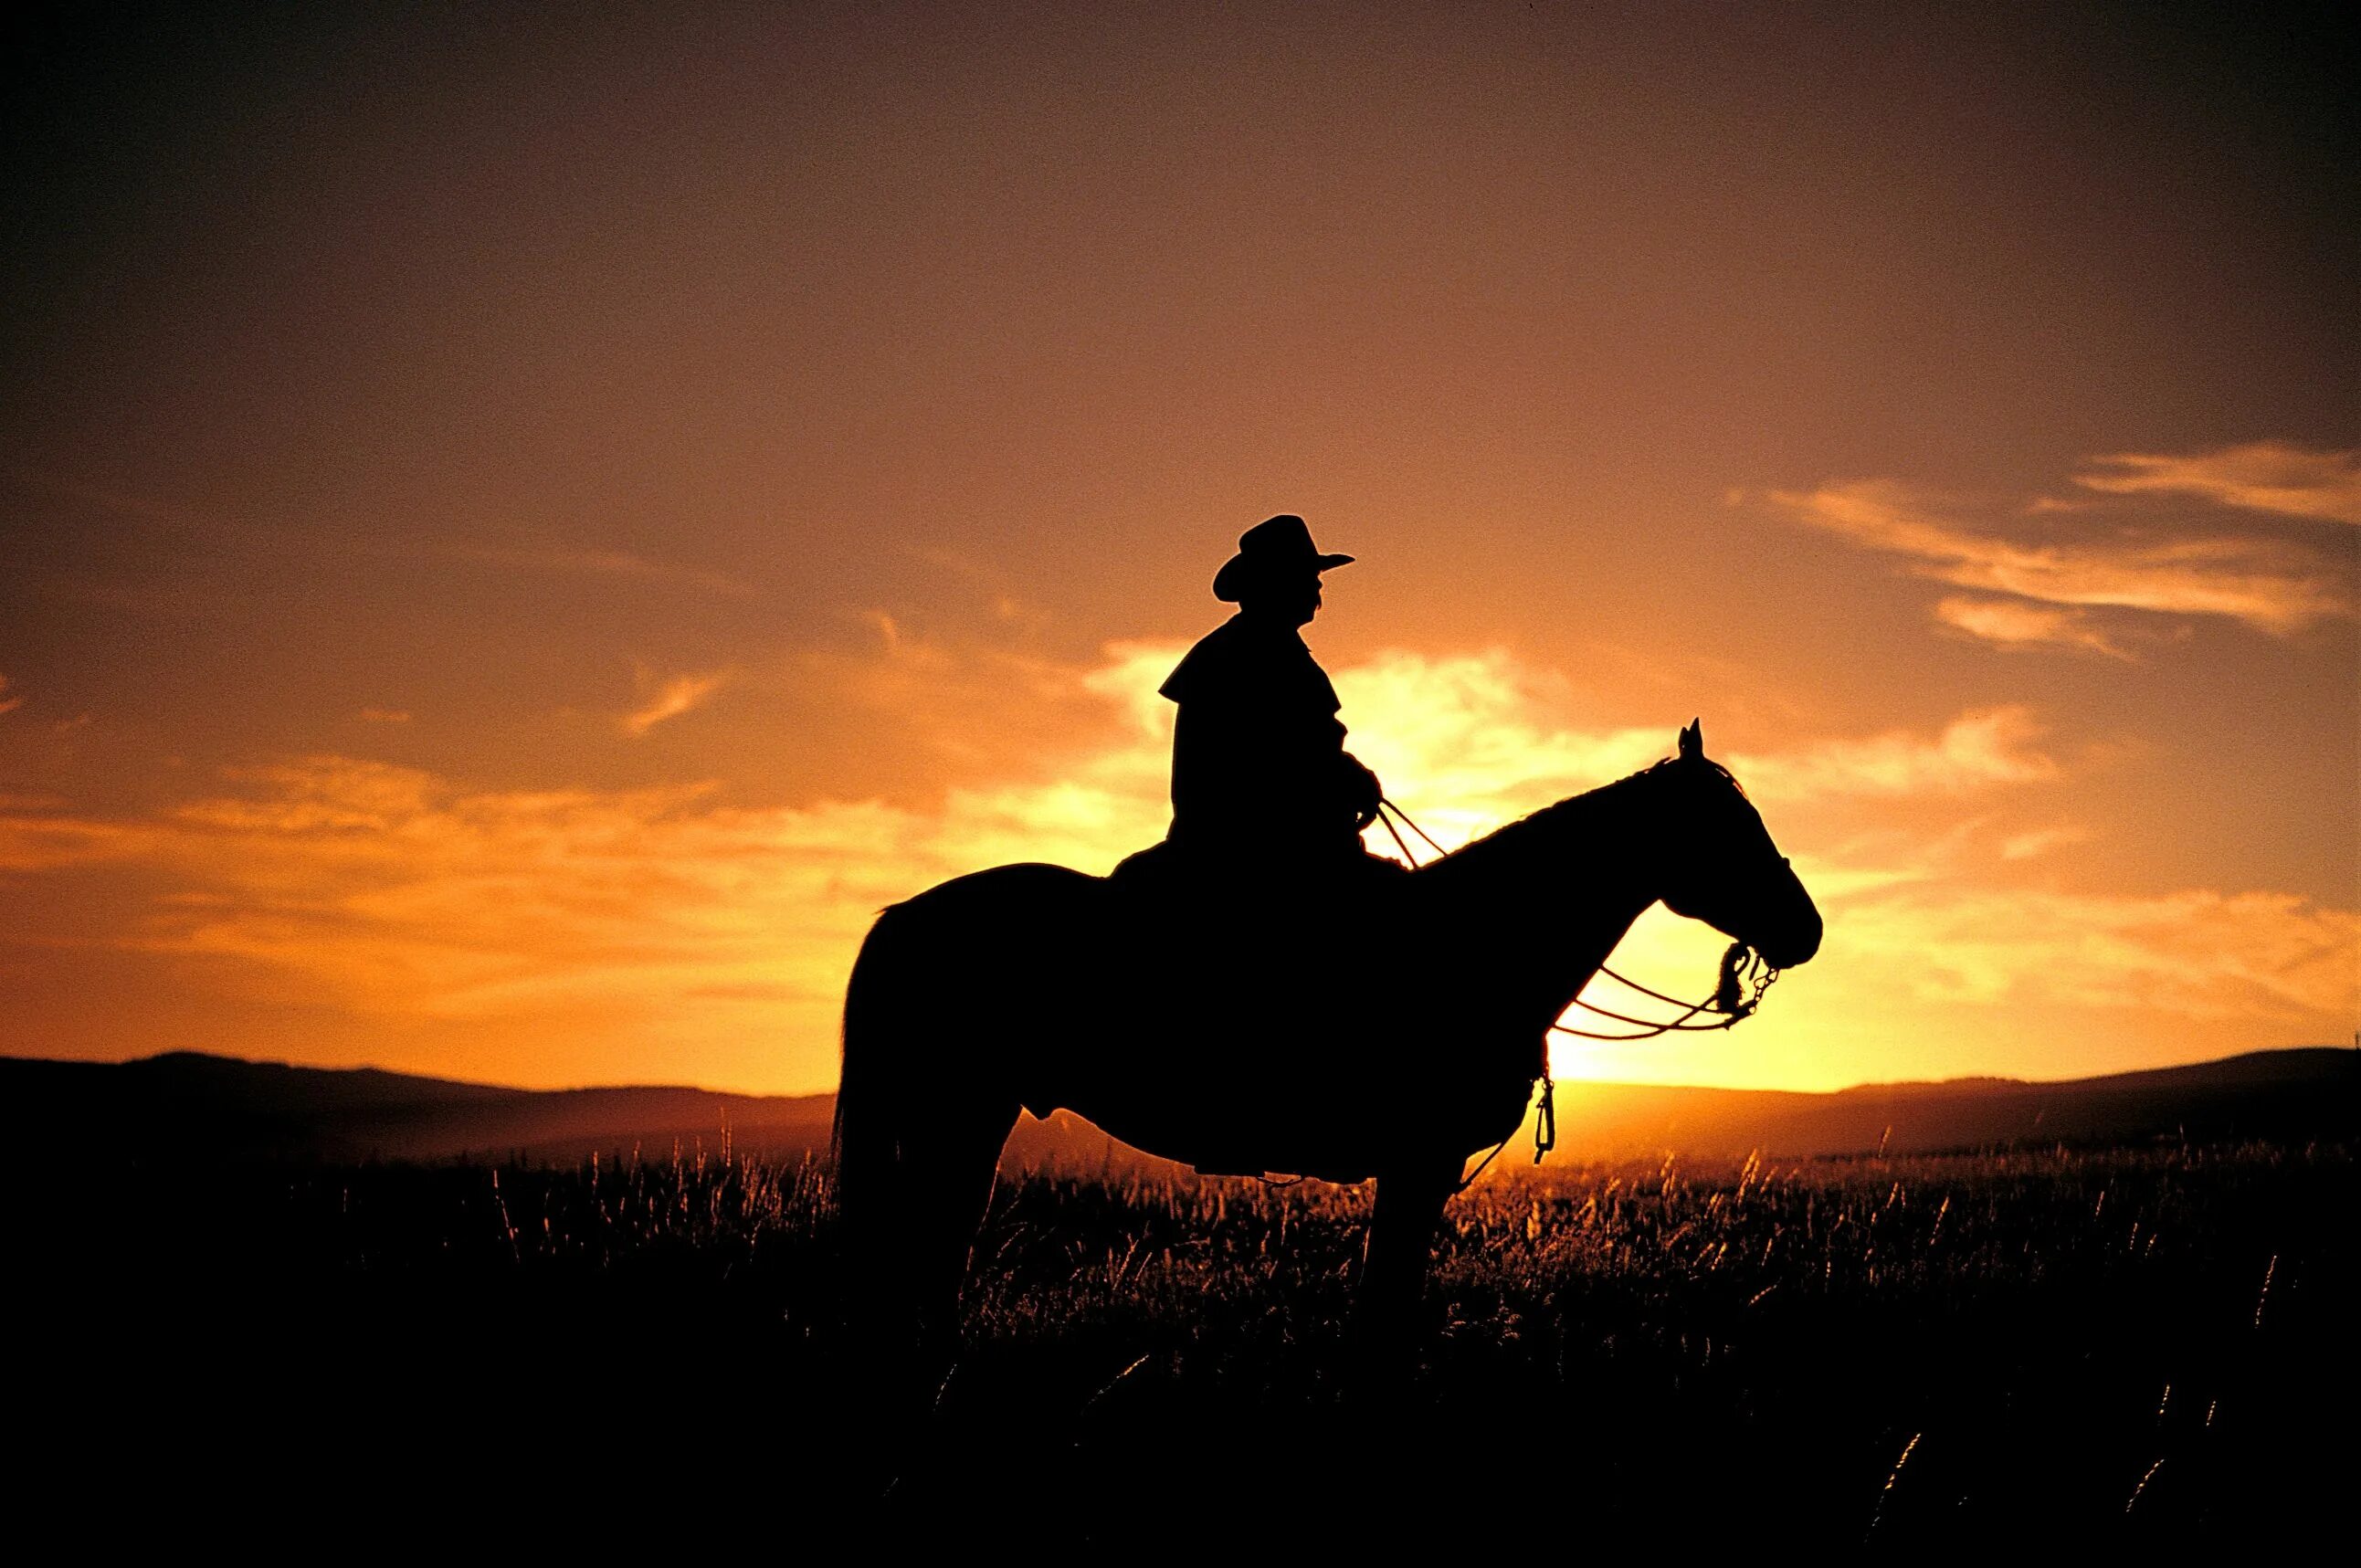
[19, 1137, 2353, 1548]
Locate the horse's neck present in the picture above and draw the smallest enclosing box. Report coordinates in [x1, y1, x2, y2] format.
[1428, 772, 1668, 1037]
[1524, 786, 1663, 1030]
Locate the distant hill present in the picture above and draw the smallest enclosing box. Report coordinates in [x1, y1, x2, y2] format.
[0, 1047, 2351, 1168]
[1532, 1047, 2359, 1162]
[0, 1051, 835, 1164]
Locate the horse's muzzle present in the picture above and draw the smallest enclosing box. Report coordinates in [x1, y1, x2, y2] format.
[1761, 903, 1822, 970]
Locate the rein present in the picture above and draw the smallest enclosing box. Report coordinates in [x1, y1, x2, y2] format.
[1549, 944, 1782, 1041]
[1373, 796, 1782, 1185]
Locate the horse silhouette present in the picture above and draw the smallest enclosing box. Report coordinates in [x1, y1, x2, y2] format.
[833, 721, 1820, 1366]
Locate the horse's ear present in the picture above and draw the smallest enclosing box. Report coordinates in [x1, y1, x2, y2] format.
[1679, 720, 1702, 761]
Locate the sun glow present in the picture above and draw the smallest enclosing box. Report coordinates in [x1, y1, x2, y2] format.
[5, 633, 2347, 1095]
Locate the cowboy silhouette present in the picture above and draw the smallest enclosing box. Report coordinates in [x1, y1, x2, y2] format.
[1117, 515, 1403, 895]
[834, 519, 1824, 1347]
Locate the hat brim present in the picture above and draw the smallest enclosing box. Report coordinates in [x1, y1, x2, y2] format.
[1213, 552, 1354, 603]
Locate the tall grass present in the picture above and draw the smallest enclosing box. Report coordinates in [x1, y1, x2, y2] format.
[22, 1138, 2352, 1545]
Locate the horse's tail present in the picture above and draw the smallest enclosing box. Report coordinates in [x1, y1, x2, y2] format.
[832, 881, 1026, 1365]
[836, 864, 1067, 1379]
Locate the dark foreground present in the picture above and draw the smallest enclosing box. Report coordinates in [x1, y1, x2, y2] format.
[16, 1139, 2354, 1549]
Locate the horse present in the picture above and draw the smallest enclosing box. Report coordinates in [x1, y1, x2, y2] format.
[832, 721, 1820, 1368]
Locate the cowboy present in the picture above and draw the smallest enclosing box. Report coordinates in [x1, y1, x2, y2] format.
[1123, 515, 1396, 887]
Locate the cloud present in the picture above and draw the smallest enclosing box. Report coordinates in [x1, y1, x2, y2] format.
[0, 673, 19, 717]
[1999, 824, 2089, 861]
[0, 463, 221, 532]
[1771, 479, 2350, 635]
[0, 806, 158, 872]
[1821, 877, 2357, 1020]
[443, 542, 756, 599]
[1733, 706, 2059, 801]
[1332, 652, 2058, 845]
[620, 669, 730, 736]
[12, 742, 1176, 1066]
[356, 707, 413, 724]
[144, 763, 866, 1017]
[2075, 441, 2361, 525]
[1932, 595, 2136, 659]
[1334, 650, 1671, 849]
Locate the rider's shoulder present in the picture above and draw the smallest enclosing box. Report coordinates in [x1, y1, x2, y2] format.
[1160, 615, 1297, 703]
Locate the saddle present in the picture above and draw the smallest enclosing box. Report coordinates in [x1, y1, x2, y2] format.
[1092, 842, 1506, 1180]
[1109, 839, 1407, 983]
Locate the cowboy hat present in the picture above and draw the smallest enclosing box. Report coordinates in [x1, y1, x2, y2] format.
[1211, 514, 1354, 603]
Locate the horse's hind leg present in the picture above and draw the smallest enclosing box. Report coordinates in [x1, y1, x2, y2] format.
[834, 1090, 1018, 1497]
[893, 1093, 1021, 1384]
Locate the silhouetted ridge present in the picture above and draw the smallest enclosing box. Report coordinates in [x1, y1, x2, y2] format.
[0, 1047, 2347, 1164]
[0, 1050, 834, 1163]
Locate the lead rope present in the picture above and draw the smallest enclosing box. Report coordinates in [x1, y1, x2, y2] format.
[1455, 1075, 1553, 1193]
[1374, 796, 1763, 1192]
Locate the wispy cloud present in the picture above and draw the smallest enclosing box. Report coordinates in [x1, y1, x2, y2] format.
[2075, 440, 2361, 525]
[1933, 595, 2137, 659]
[442, 542, 756, 599]
[620, 669, 730, 737]
[1770, 479, 2349, 636]
[0, 799, 159, 872]
[1331, 653, 2061, 847]
[1733, 706, 2059, 801]
[1820, 876, 2356, 1019]
[0, 673, 20, 717]
[1, 463, 220, 532]
[1999, 824, 2089, 861]
[356, 707, 413, 724]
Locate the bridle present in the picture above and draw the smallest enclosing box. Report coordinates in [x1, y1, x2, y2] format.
[1374, 795, 1786, 1185]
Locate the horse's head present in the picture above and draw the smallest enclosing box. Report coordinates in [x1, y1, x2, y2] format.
[1650, 720, 1821, 971]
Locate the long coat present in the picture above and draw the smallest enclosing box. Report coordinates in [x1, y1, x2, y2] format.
[1157, 615, 1373, 868]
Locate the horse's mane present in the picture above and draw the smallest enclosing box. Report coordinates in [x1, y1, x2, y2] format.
[1418, 755, 1745, 879]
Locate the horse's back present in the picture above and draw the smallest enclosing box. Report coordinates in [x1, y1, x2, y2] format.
[868, 861, 1103, 969]
[892, 860, 1101, 917]
[857, 861, 1107, 1007]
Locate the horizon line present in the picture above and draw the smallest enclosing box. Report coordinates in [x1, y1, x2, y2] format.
[2, 1040, 2347, 1104]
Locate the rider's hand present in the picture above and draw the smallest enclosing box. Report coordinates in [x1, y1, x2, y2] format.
[1344, 755, 1383, 830]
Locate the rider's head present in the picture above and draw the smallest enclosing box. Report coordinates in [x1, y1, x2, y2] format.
[1213, 514, 1352, 626]
[1238, 573, 1323, 627]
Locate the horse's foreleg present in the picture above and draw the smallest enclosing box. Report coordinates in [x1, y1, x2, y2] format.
[1354, 1157, 1461, 1384]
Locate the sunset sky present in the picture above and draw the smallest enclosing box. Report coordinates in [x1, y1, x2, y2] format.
[3, 3, 2353, 1098]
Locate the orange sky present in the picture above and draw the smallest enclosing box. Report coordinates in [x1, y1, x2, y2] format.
[2, 4, 2354, 1095]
